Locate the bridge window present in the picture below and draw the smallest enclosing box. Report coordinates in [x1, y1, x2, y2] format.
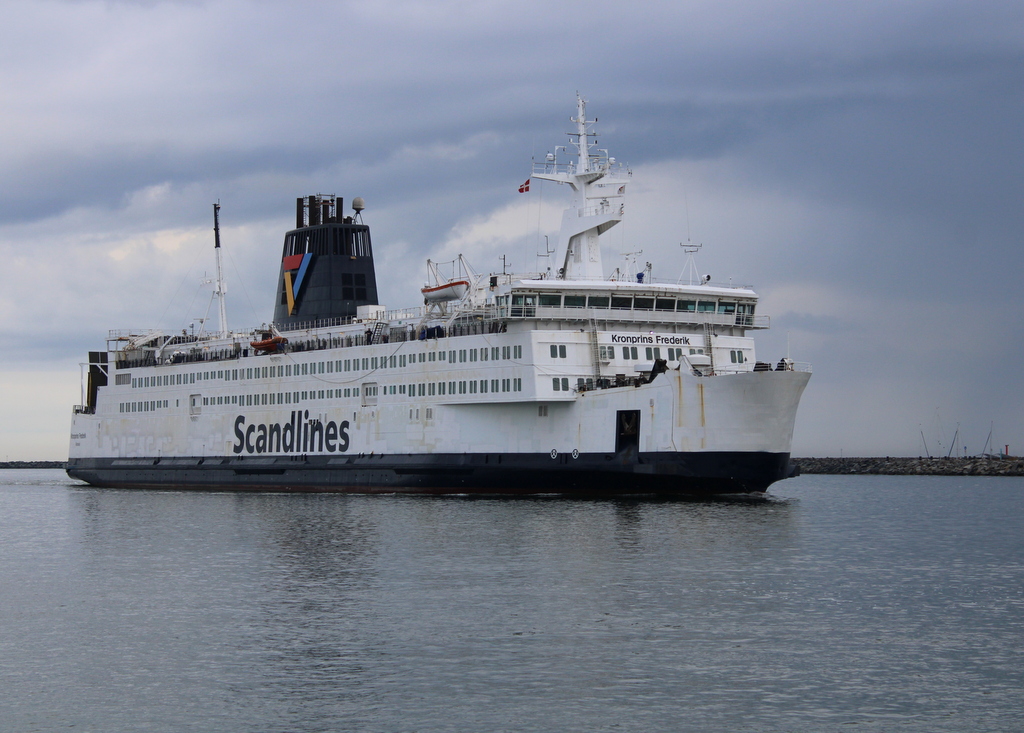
[634, 298, 654, 310]
[697, 300, 716, 312]
[655, 298, 675, 311]
[511, 293, 537, 317]
[588, 296, 610, 308]
[539, 294, 561, 306]
[563, 295, 586, 307]
[611, 296, 632, 309]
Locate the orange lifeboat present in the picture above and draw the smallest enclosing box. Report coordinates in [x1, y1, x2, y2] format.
[250, 336, 288, 353]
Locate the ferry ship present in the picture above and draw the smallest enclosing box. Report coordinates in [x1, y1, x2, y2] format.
[67, 97, 811, 495]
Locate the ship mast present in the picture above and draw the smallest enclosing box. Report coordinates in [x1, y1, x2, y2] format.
[212, 202, 228, 338]
[573, 94, 592, 173]
[531, 93, 629, 281]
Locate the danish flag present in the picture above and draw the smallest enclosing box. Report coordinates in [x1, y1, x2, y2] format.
[518, 178, 530, 193]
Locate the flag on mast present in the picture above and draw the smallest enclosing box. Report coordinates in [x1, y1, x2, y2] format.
[518, 178, 530, 193]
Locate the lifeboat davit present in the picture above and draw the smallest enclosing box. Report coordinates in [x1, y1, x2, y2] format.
[250, 336, 288, 353]
[421, 279, 469, 303]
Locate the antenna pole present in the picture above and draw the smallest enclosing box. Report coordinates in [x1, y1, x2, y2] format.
[946, 423, 959, 459]
[982, 423, 993, 457]
[213, 202, 228, 338]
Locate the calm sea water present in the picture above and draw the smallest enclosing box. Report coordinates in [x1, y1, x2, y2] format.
[1, 469, 1021, 732]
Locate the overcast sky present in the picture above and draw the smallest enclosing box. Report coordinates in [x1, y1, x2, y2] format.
[2, 0, 1022, 459]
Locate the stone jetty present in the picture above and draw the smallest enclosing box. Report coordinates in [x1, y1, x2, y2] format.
[793, 456, 1024, 477]
[0, 461, 66, 469]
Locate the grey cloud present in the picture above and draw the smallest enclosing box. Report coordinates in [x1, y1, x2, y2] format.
[2, 0, 1023, 456]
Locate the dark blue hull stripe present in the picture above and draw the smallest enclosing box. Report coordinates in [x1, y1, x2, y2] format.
[67, 451, 795, 495]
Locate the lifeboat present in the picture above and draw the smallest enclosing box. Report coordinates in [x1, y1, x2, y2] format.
[421, 279, 469, 303]
[250, 336, 288, 353]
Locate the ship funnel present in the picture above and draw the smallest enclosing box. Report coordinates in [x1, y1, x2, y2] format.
[274, 194, 379, 328]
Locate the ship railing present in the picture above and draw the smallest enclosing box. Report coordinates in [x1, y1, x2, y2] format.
[278, 306, 428, 333]
[515, 273, 755, 289]
[577, 202, 624, 219]
[531, 158, 628, 178]
[72, 405, 95, 415]
[751, 360, 813, 374]
[108, 328, 161, 339]
[573, 375, 646, 392]
[532, 161, 577, 176]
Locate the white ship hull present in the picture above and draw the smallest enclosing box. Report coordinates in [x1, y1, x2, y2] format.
[68, 329, 809, 494]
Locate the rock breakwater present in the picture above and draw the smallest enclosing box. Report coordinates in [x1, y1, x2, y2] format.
[793, 456, 1024, 477]
[0, 461, 66, 469]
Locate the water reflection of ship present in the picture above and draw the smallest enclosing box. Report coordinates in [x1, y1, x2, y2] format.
[610, 495, 798, 555]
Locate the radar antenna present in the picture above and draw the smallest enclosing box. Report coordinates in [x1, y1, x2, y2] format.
[677, 241, 703, 286]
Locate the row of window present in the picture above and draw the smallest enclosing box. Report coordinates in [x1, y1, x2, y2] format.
[135, 376, 528, 413]
[611, 346, 706, 361]
[119, 400, 169, 413]
[383, 378, 525, 397]
[126, 345, 528, 389]
[515, 293, 755, 314]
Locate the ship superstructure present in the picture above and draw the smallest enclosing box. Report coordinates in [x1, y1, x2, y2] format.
[68, 97, 810, 495]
